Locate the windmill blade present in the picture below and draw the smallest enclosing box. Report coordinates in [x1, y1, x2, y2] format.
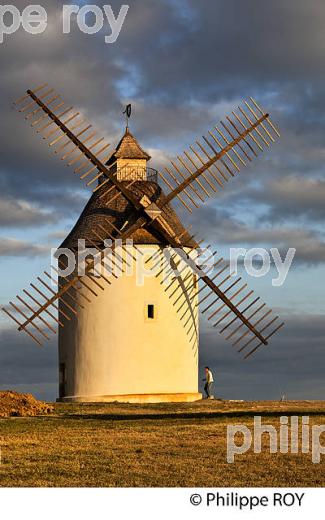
[1, 215, 148, 346]
[13, 84, 147, 214]
[159, 98, 280, 212]
[14, 84, 190, 225]
[2, 195, 196, 346]
[3, 199, 284, 357]
[13, 86, 279, 221]
[161, 245, 284, 358]
[142, 211, 284, 357]
[2, 255, 109, 346]
[14, 86, 280, 239]
[114, 193, 284, 357]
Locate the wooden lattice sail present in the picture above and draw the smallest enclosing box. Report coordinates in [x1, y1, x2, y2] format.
[3, 84, 284, 359]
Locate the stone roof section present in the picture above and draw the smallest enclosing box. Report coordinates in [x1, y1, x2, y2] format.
[59, 181, 196, 249]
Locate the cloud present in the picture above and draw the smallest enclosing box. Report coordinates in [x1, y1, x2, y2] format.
[0, 196, 57, 228]
[0, 0, 324, 232]
[189, 206, 325, 265]
[246, 176, 325, 223]
[0, 238, 48, 257]
[47, 230, 70, 241]
[0, 0, 125, 214]
[136, 0, 325, 99]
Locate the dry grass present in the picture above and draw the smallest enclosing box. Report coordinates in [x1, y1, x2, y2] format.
[0, 400, 325, 487]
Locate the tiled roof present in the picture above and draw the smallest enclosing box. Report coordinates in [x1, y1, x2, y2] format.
[60, 181, 196, 249]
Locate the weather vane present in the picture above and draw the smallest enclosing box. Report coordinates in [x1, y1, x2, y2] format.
[123, 103, 132, 129]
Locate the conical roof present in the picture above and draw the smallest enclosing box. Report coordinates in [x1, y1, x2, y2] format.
[60, 181, 195, 249]
[106, 128, 151, 166]
[60, 129, 195, 250]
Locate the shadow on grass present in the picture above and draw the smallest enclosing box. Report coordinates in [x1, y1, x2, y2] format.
[55, 409, 325, 422]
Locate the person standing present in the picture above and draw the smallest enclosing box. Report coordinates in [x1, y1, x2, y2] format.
[203, 366, 214, 399]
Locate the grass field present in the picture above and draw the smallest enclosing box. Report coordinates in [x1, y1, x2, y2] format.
[0, 400, 325, 487]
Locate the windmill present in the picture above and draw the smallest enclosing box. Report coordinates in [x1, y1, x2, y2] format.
[2, 84, 284, 403]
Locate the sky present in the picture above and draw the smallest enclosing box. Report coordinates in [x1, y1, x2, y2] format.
[0, 0, 324, 401]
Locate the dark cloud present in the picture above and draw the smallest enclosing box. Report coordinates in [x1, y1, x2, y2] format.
[0, 0, 126, 214]
[135, 0, 325, 99]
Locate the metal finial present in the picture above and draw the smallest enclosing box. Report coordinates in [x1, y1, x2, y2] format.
[123, 104, 132, 129]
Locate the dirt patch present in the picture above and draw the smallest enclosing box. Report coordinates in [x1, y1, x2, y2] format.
[0, 391, 53, 418]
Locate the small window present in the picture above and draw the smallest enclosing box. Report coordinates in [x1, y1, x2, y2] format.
[147, 304, 155, 319]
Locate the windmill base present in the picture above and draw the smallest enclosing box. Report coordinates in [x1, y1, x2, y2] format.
[57, 392, 202, 404]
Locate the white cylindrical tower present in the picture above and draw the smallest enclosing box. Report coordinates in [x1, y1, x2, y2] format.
[57, 129, 201, 403]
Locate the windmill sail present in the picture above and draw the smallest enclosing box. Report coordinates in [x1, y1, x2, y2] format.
[160, 98, 279, 213]
[4, 84, 284, 358]
[2, 215, 148, 346]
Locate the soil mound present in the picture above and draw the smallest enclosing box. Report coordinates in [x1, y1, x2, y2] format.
[0, 391, 54, 417]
